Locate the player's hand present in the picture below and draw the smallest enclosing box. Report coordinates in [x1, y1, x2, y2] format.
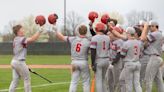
[112, 58, 118, 65]
[92, 63, 97, 72]
[28, 68, 34, 72]
[37, 25, 44, 33]
[52, 25, 57, 32]
[29, 68, 32, 72]
[111, 61, 115, 65]
[144, 22, 149, 30]
[89, 21, 93, 29]
[47, 25, 57, 33]
[109, 64, 113, 69]
[89, 21, 93, 27]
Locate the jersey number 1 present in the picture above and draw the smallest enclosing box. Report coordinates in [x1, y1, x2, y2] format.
[76, 43, 82, 52]
[103, 41, 106, 50]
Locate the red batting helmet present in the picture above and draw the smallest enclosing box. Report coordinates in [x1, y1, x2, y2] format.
[95, 22, 106, 32]
[48, 13, 58, 24]
[88, 11, 98, 23]
[101, 14, 110, 24]
[35, 15, 46, 26]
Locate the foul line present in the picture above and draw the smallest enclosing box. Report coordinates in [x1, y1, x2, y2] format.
[0, 81, 70, 92]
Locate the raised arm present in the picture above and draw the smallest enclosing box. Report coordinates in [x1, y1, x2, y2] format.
[140, 22, 149, 41]
[111, 29, 127, 40]
[51, 26, 66, 42]
[89, 21, 96, 36]
[26, 27, 43, 44]
[109, 25, 127, 40]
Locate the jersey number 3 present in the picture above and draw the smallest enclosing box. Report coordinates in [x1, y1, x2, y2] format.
[76, 43, 82, 52]
[134, 46, 138, 55]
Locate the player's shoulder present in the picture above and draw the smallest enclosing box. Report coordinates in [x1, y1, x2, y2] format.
[150, 30, 162, 37]
[82, 37, 90, 44]
[91, 35, 98, 40]
[91, 34, 109, 41]
[135, 39, 142, 44]
[14, 36, 26, 41]
[68, 36, 76, 40]
[123, 39, 137, 46]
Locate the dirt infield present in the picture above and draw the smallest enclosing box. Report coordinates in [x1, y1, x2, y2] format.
[0, 64, 71, 69]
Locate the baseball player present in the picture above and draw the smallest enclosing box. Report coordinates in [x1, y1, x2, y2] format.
[135, 20, 151, 88]
[9, 24, 43, 92]
[90, 22, 110, 92]
[105, 31, 116, 92]
[111, 27, 124, 92]
[107, 24, 127, 92]
[140, 20, 164, 92]
[89, 19, 118, 92]
[102, 22, 122, 92]
[104, 25, 125, 92]
[54, 25, 90, 92]
[120, 27, 143, 92]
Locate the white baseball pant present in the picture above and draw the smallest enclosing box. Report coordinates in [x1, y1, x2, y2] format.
[9, 59, 31, 92]
[69, 60, 90, 92]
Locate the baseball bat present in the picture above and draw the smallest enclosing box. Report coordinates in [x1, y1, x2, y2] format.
[29, 68, 52, 83]
[90, 74, 95, 92]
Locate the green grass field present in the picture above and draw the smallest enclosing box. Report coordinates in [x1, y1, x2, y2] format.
[0, 55, 89, 92]
[0, 55, 71, 65]
[0, 69, 85, 92]
[0, 55, 162, 92]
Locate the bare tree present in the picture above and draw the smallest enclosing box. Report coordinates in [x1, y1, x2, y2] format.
[109, 11, 124, 25]
[2, 20, 17, 42]
[2, 15, 51, 42]
[62, 11, 85, 36]
[22, 15, 49, 42]
[126, 10, 156, 26]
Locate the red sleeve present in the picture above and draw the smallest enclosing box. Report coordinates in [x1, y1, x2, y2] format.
[21, 38, 27, 48]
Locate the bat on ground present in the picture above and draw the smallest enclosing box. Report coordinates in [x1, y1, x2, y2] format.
[29, 68, 52, 83]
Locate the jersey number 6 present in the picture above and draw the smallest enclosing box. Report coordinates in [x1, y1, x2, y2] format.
[76, 43, 82, 52]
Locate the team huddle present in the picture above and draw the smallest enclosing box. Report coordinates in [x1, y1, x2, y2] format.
[9, 12, 164, 92]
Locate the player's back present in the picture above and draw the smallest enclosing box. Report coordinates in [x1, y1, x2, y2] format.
[91, 34, 110, 58]
[13, 36, 27, 60]
[70, 37, 90, 60]
[122, 39, 142, 62]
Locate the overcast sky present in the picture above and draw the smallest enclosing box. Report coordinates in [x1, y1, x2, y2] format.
[0, 0, 164, 34]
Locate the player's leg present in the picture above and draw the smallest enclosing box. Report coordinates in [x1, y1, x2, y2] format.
[140, 62, 147, 87]
[81, 63, 90, 92]
[145, 56, 161, 92]
[105, 64, 114, 92]
[19, 62, 31, 92]
[9, 68, 20, 92]
[154, 57, 164, 92]
[69, 64, 80, 92]
[119, 68, 126, 92]
[160, 66, 164, 79]
[95, 61, 103, 92]
[102, 60, 109, 92]
[139, 55, 149, 88]
[124, 62, 133, 92]
[113, 61, 122, 92]
[9, 60, 20, 92]
[133, 62, 142, 92]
